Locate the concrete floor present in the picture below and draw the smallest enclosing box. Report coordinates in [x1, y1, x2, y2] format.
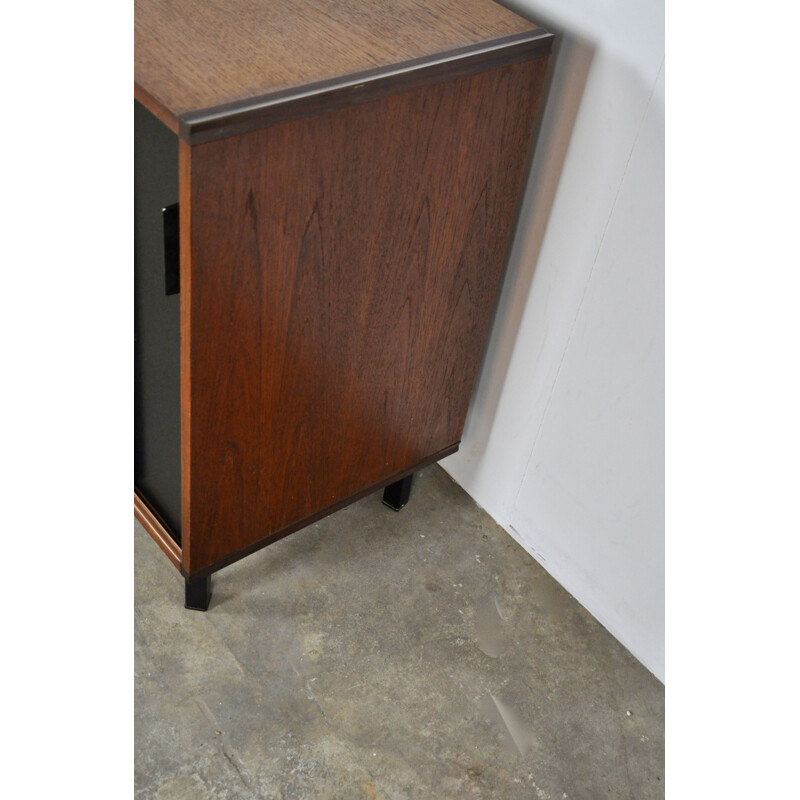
[135, 466, 664, 799]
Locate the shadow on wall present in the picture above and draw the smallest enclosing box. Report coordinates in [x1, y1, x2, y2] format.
[452, 2, 666, 680]
[462, 9, 595, 450]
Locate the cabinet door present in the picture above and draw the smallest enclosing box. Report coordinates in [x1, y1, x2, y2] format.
[134, 100, 182, 542]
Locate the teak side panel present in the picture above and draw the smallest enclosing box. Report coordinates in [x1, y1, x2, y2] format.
[184, 58, 547, 573]
[134, 0, 540, 119]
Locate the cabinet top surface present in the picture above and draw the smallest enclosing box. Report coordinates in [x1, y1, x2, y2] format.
[135, 0, 544, 127]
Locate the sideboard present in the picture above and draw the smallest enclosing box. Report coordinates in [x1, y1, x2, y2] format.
[134, 0, 553, 609]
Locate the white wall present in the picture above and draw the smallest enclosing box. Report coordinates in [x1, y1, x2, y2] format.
[442, 0, 665, 680]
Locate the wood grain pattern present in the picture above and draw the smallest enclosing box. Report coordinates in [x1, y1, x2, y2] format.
[179, 33, 551, 145]
[182, 444, 459, 580]
[181, 57, 548, 574]
[135, 0, 544, 127]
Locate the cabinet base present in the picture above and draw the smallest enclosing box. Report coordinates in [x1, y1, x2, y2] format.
[137, 444, 458, 609]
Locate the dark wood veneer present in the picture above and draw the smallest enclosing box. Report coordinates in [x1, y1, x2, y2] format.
[134, 0, 553, 600]
[181, 60, 546, 574]
[135, 0, 544, 121]
[182, 444, 459, 580]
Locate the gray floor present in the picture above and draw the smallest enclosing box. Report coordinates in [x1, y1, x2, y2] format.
[135, 466, 664, 799]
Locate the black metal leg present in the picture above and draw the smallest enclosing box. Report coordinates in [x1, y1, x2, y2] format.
[382, 473, 414, 511]
[185, 575, 212, 611]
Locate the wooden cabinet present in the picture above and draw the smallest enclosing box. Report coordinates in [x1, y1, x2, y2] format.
[134, 0, 552, 609]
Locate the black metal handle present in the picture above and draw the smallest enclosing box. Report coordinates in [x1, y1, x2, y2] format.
[163, 203, 180, 295]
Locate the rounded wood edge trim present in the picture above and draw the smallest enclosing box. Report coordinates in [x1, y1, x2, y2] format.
[134, 491, 183, 571]
[179, 31, 554, 143]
